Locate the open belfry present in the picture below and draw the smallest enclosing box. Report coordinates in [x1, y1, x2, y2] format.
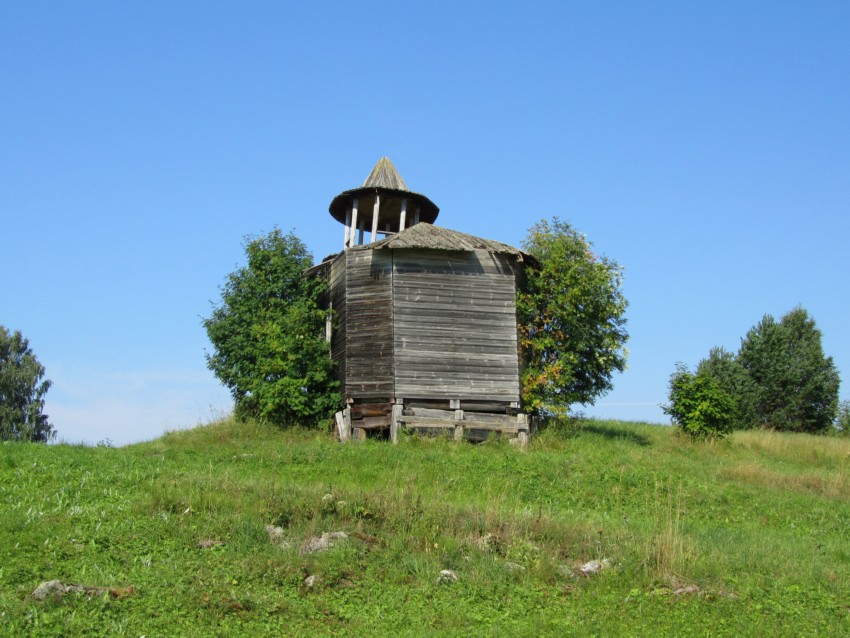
[308, 158, 533, 444]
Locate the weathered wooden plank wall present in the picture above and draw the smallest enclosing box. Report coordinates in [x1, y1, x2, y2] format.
[328, 253, 347, 391]
[392, 249, 520, 402]
[344, 250, 394, 398]
[327, 244, 523, 407]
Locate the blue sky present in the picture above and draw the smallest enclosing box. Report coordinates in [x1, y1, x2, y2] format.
[3, 2, 848, 445]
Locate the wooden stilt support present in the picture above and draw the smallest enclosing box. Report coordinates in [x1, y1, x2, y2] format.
[334, 411, 344, 440]
[517, 414, 529, 449]
[450, 400, 463, 442]
[391, 403, 403, 444]
[335, 410, 351, 442]
[344, 407, 353, 441]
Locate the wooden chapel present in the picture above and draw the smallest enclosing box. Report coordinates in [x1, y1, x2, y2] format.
[308, 158, 533, 444]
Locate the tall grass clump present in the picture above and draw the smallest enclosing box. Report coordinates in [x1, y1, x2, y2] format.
[644, 482, 692, 582]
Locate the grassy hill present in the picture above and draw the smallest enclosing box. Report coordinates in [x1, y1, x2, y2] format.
[1, 418, 848, 636]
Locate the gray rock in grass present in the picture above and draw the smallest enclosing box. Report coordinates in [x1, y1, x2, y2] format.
[31, 580, 84, 600]
[301, 531, 349, 554]
[437, 569, 459, 584]
[578, 558, 611, 576]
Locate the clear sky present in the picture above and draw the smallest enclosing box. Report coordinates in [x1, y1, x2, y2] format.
[3, 2, 848, 445]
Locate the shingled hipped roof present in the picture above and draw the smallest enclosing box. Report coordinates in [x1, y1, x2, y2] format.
[358, 223, 530, 258]
[306, 224, 533, 277]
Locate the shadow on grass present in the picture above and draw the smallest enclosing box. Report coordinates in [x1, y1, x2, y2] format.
[580, 424, 651, 447]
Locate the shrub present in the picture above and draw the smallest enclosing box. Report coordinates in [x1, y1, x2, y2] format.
[663, 364, 735, 439]
[695, 346, 750, 429]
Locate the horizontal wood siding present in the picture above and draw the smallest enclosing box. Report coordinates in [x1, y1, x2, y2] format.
[328, 253, 347, 392]
[392, 250, 520, 402]
[344, 250, 394, 398]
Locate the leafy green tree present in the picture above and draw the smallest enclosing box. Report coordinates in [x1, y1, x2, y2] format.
[663, 364, 735, 439]
[0, 326, 55, 442]
[204, 229, 340, 426]
[737, 307, 839, 432]
[517, 218, 629, 414]
[695, 346, 751, 428]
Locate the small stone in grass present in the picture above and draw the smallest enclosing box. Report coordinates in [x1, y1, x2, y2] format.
[437, 569, 459, 584]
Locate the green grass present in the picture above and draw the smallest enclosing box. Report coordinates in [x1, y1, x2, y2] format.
[1, 418, 848, 636]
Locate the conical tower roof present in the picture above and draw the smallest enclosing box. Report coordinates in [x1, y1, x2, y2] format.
[362, 156, 409, 190]
[329, 157, 439, 228]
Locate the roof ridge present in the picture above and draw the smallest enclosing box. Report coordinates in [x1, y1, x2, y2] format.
[365, 223, 527, 258]
[407, 223, 515, 247]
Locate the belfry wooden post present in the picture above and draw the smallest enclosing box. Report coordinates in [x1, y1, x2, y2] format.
[370, 194, 381, 243]
[349, 199, 359, 247]
[399, 198, 408, 231]
[344, 208, 352, 247]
